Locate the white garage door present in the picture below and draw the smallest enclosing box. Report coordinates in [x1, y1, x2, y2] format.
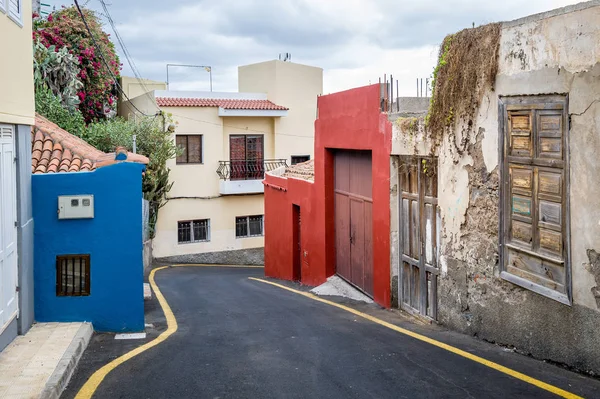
[0, 124, 18, 332]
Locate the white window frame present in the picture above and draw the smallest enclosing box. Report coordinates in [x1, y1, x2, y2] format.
[235, 215, 264, 238]
[0, 0, 6, 14]
[8, 0, 23, 27]
[177, 219, 211, 244]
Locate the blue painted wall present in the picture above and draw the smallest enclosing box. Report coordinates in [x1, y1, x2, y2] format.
[33, 162, 145, 332]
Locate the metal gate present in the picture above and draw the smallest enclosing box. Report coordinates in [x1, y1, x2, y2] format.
[398, 157, 438, 319]
[0, 125, 18, 332]
[334, 150, 374, 296]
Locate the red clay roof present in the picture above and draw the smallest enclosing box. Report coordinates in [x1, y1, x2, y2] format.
[32, 114, 148, 174]
[283, 160, 314, 182]
[155, 97, 288, 110]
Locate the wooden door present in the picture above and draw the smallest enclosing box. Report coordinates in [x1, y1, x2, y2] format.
[334, 151, 373, 296]
[399, 157, 438, 319]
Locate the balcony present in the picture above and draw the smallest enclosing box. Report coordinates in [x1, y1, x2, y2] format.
[216, 159, 287, 195]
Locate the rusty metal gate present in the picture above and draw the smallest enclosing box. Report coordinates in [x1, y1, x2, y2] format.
[334, 150, 374, 296]
[398, 157, 439, 319]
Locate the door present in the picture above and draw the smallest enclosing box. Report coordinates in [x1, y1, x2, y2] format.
[0, 125, 18, 331]
[334, 150, 373, 296]
[229, 135, 264, 180]
[292, 204, 301, 281]
[398, 157, 438, 319]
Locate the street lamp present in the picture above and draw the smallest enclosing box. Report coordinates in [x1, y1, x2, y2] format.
[166, 64, 213, 91]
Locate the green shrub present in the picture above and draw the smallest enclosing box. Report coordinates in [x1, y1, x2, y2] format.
[35, 87, 86, 137]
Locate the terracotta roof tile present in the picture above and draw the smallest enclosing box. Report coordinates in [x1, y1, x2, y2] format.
[32, 114, 150, 174]
[283, 160, 314, 182]
[155, 97, 288, 110]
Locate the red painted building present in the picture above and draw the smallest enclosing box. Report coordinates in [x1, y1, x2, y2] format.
[263, 84, 393, 307]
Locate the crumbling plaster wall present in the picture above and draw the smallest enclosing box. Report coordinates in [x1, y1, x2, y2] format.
[390, 2, 600, 373]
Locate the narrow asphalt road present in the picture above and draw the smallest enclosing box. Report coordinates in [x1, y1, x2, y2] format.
[63, 266, 600, 399]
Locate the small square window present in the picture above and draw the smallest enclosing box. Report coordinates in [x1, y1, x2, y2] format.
[56, 255, 90, 296]
[236, 215, 264, 238]
[82, 199, 91, 206]
[291, 155, 310, 165]
[71, 199, 79, 207]
[176, 135, 203, 164]
[178, 219, 210, 243]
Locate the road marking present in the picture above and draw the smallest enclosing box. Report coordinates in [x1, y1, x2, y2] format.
[248, 277, 582, 399]
[75, 266, 177, 399]
[114, 333, 147, 340]
[74, 264, 263, 399]
[170, 263, 264, 268]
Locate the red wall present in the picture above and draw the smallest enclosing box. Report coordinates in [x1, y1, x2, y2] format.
[264, 84, 392, 307]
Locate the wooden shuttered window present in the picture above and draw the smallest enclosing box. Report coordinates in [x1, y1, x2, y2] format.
[499, 96, 571, 305]
[176, 135, 202, 164]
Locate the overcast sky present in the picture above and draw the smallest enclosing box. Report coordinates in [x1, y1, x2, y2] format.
[52, 0, 581, 96]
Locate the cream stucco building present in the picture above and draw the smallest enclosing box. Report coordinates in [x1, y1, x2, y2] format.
[0, 0, 36, 351]
[121, 60, 323, 263]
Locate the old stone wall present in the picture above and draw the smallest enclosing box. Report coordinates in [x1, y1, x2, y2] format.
[391, 2, 600, 374]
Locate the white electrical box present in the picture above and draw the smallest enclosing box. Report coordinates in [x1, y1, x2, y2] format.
[58, 195, 95, 219]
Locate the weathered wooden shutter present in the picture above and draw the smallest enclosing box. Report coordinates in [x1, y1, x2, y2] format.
[500, 96, 571, 305]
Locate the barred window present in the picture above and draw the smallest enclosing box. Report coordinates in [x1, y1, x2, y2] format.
[178, 219, 210, 243]
[56, 255, 90, 296]
[236, 215, 264, 238]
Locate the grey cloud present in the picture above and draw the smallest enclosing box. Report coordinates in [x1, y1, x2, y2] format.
[64, 0, 578, 93]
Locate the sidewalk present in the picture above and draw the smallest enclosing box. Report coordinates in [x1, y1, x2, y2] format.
[0, 322, 92, 399]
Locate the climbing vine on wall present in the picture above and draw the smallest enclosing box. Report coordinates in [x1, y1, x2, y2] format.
[426, 23, 501, 156]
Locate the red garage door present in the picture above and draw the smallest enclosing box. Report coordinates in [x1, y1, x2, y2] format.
[334, 150, 373, 296]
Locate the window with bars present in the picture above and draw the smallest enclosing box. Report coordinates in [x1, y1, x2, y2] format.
[291, 155, 310, 165]
[176, 135, 203, 164]
[178, 219, 210, 243]
[236, 215, 264, 238]
[499, 95, 571, 305]
[56, 255, 90, 296]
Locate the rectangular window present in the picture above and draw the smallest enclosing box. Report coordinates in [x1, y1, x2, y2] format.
[178, 219, 210, 243]
[56, 255, 91, 296]
[291, 155, 310, 165]
[176, 135, 203, 164]
[236, 215, 264, 238]
[229, 135, 264, 180]
[499, 95, 570, 305]
[8, 0, 22, 26]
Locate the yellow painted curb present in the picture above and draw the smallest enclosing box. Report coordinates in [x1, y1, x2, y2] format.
[248, 277, 583, 399]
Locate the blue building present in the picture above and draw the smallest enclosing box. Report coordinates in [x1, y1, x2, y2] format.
[32, 115, 148, 332]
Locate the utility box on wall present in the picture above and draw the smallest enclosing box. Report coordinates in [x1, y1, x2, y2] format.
[58, 195, 94, 219]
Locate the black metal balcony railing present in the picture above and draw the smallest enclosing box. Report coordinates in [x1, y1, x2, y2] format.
[216, 159, 287, 181]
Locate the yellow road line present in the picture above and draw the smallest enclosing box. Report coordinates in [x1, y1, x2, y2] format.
[75, 266, 176, 399]
[248, 277, 582, 399]
[169, 263, 264, 268]
[74, 264, 262, 399]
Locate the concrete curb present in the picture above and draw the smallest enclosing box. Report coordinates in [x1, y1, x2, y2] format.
[40, 323, 93, 399]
